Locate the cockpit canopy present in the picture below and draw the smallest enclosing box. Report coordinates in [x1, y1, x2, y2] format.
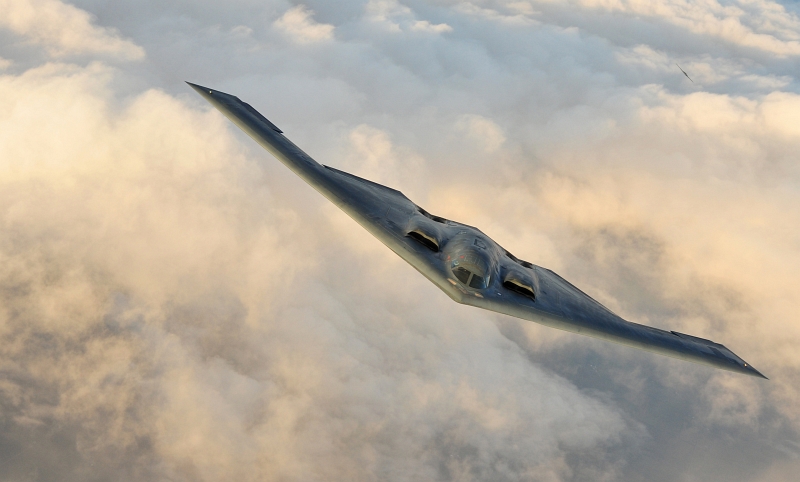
[451, 251, 490, 289]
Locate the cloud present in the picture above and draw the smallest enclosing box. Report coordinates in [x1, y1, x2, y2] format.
[343, 124, 429, 198]
[411, 20, 454, 33]
[367, 0, 454, 33]
[273, 5, 335, 44]
[2, 0, 800, 480]
[0, 50, 635, 482]
[613, 47, 794, 90]
[0, 0, 144, 60]
[452, 0, 800, 59]
[576, 0, 800, 56]
[455, 114, 507, 152]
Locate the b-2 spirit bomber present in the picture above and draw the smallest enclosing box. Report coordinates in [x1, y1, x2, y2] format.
[188, 82, 766, 379]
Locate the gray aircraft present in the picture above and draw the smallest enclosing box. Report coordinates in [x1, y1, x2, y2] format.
[188, 82, 766, 379]
[676, 63, 694, 83]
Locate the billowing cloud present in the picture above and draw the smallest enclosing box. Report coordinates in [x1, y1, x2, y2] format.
[1, 0, 800, 480]
[455, 114, 507, 152]
[0, 27, 632, 482]
[578, 0, 800, 56]
[274, 5, 335, 44]
[367, 0, 454, 33]
[0, 0, 144, 60]
[452, 0, 800, 59]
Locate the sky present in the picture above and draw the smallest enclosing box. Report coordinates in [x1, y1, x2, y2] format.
[1, 0, 799, 480]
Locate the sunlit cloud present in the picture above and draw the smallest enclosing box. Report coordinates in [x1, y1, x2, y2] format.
[273, 5, 335, 44]
[455, 114, 506, 152]
[576, 0, 800, 56]
[1, 0, 799, 480]
[0, 0, 144, 60]
[367, 0, 455, 33]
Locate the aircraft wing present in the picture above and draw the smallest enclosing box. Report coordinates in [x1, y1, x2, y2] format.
[187, 82, 766, 379]
[464, 265, 765, 378]
[185, 83, 460, 296]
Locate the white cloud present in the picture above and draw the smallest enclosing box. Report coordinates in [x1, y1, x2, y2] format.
[411, 20, 454, 33]
[454, 1, 540, 25]
[455, 114, 507, 152]
[230, 25, 254, 38]
[569, 0, 800, 56]
[273, 5, 334, 44]
[366, 0, 454, 33]
[3, 0, 800, 480]
[454, 0, 800, 56]
[0, 57, 634, 481]
[615, 45, 793, 90]
[0, 0, 144, 60]
[343, 124, 429, 200]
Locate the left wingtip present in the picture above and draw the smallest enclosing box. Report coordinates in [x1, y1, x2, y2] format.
[186, 81, 211, 94]
[186, 82, 224, 104]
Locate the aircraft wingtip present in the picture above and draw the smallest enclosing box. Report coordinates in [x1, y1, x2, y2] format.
[747, 365, 768, 380]
[185, 82, 215, 96]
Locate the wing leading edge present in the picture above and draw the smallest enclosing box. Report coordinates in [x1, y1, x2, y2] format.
[187, 82, 767, 379]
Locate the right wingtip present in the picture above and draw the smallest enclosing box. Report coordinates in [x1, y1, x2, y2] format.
[746, 365, 768, 380]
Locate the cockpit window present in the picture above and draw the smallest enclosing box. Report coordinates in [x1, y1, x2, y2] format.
[453, 267, 471, 284]
[451, 261, 489, 289]
[449, 247, 491, 290]
[469, 274, 486, 289]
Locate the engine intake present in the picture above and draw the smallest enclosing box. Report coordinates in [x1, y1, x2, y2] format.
[407, 229, 440, 252]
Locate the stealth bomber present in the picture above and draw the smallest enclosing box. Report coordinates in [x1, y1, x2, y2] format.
[188, 82, 766, 379]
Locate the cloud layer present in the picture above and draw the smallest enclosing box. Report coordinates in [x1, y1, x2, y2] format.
[1, 0, 800, 480]
[0, 0, 144, 59]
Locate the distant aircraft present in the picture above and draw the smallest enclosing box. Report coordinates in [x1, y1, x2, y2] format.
[188, 82, 766, 379]
[676, 63, 694, 83]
